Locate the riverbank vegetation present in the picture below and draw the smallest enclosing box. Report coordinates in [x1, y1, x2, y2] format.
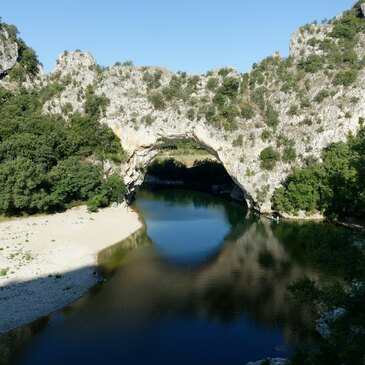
[272, 126, 365, 220]
[0, 87, 126, 216]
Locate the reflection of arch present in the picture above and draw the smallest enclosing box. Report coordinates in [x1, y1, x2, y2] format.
[95, 216, 323, 346]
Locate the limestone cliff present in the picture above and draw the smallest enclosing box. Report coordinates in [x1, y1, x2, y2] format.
[0, 25, 18, 75]
[2, 3, 365, 213]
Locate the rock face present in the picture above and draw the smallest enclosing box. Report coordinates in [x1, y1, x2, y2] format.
[42, 36, 365, 213]
[0, 26, 18, 75]
[289, 23, 333, 59]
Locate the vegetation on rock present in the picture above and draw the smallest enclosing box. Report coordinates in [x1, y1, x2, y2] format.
[260, 146, 280, 170]
[1, 22, 40, 82]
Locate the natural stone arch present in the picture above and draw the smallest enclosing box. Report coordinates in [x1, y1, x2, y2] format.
[107, 119, 257, 209]
[42, 38, 365, 214]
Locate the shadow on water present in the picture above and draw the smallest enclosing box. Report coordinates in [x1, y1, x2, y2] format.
[0, 188, 352, 365]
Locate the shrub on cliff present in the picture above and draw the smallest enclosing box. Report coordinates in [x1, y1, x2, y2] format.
[331, 5, 364, 41]
[84, 85, 110, 118]
[333, 69, 359, 86]
[265, 104, 280, 127]
[241, 102, 255, 119]
[260, 146, 280, 170]
[218, 77, 239, 98]
[206, 77, 219, 91]
[298, 54, 325, 73]
[148, 91, 166, 110]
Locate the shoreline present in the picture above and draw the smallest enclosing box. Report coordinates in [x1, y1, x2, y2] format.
[0, 204, 142, 334]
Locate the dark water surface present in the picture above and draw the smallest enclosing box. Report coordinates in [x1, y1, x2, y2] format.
[0, 188, 348, 365]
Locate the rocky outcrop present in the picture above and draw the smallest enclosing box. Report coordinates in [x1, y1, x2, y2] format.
[42, 35, 365, 213]
[0, 27, 18, 75]
[289, 23, 333, 59]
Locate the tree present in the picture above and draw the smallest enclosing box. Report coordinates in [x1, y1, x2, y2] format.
[48, 157, 103, 208]
[103, 173, 126, 204]
[0, 158, 49, 215]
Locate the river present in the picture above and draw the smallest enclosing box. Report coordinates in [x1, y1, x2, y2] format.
[1, 187, 349, 365]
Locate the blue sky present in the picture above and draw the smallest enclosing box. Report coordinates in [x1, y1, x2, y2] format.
[0, 0, 355, 74]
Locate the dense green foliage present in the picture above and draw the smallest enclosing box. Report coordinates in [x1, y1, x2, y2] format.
[331, 1, 365, 41]
[206, 77, 219, 91]
[327, 1, 365, 87]
[264, 104, 280, 127]
[314, 89, 330, 103]
[0, 88, 126, 215]
[273, 127, 365, 219]
[218, 77, 240, 98]
[298, 54, 324, 73]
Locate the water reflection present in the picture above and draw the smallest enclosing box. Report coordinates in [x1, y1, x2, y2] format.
[0, 188, 347, 365]
[133, 188, 233, 265]
[95, 219, 317, 340]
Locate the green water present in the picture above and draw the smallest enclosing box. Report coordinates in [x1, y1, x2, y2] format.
[0, 188, 351, 365]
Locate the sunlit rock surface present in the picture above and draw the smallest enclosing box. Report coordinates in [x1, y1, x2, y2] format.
[0, 27, 18, 75]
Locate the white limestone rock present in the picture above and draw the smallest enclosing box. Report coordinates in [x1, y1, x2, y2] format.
[289, 23, 333, 60]
[246, 358, 288, 365]
[316, 307, 347, 338]
[0, 27, 18, 75]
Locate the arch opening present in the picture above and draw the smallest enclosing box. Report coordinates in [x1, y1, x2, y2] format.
[138, 138, 247, 206]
